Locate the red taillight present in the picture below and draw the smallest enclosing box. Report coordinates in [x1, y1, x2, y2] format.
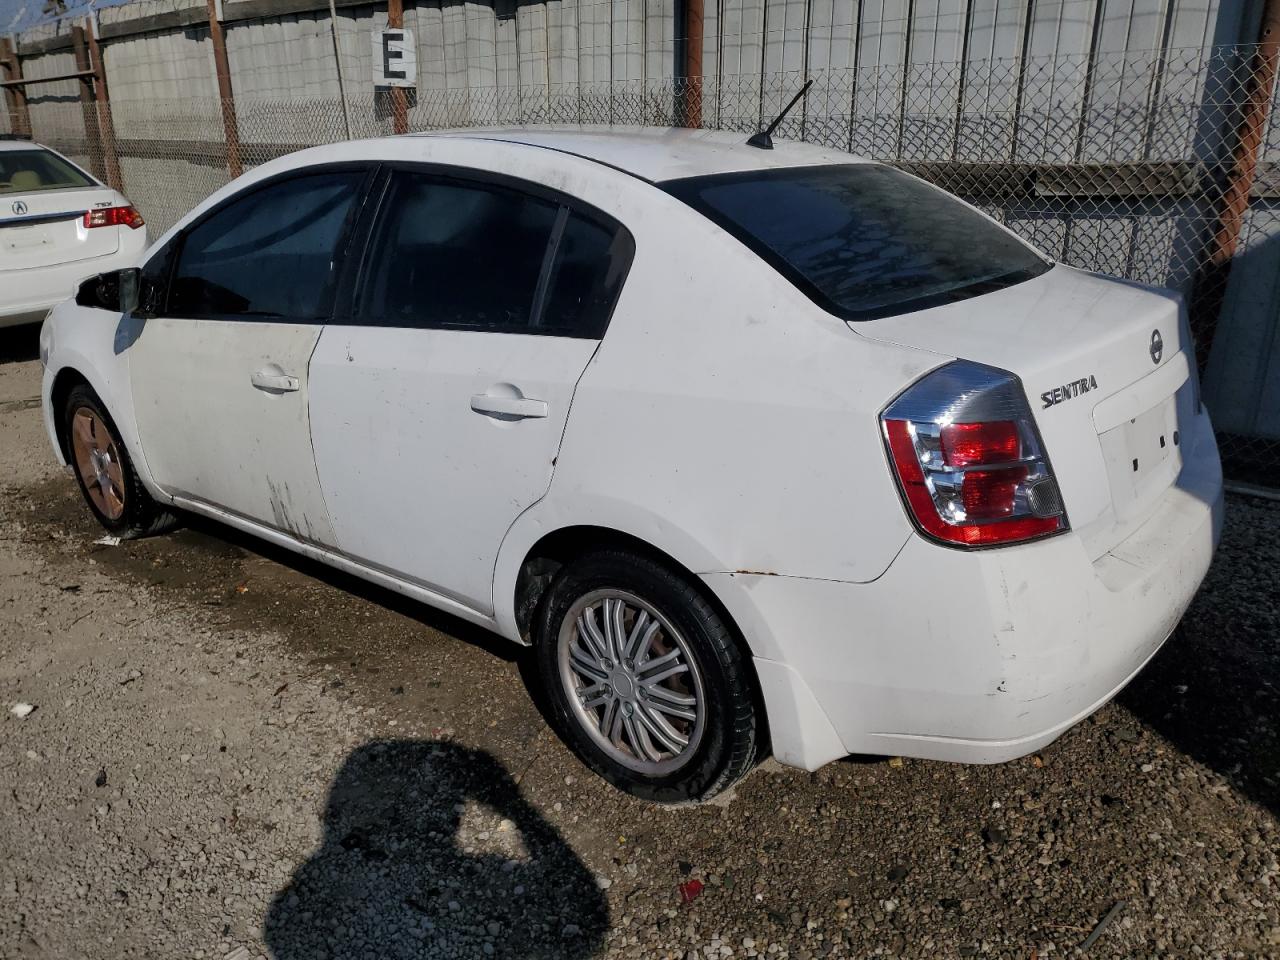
[84, 205, 144, 230]
[939, 420, 1020, 467]
[961, 467, 1025, 519]
[882, 362, 1067, 548]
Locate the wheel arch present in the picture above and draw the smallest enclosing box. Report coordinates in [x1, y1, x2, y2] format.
[49, 366, 93, 463]
[511, 525, 700, 637]
[44, 351, 165, 504]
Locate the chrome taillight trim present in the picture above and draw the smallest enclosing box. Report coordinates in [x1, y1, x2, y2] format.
[880, 360, 1030, 425]
[879, 359, 1071, 548]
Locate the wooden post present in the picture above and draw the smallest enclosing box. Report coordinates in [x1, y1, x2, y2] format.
[85, 24, 124, 193]
[1188, 0, 1280, 365]
[70, 25, 106, 181]
[207, 0, 243, 178]
[386, 0, 409, 134]
[681, 0, 704, 128]
[0, 37, 32, 139]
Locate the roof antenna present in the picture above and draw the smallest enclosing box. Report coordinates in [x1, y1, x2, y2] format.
[746, 78, 814, 150]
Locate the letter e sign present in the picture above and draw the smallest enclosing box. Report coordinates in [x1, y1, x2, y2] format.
[373, 28, 416, 88]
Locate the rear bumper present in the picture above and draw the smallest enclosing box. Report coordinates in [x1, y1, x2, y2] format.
[1, 230, 146, 328]
[706, 404, 1223, 770]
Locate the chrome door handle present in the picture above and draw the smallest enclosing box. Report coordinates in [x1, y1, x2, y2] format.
[470, 394, 549, 419]
[251, 369, 300, 393]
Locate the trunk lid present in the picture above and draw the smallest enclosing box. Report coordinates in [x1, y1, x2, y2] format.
[0, 186, 121, 271]
[856, 264, 1193, 559]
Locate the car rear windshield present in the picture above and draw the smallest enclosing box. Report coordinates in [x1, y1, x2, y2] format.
[0, 149, 95, 195]
[661, 164, 1050, 321]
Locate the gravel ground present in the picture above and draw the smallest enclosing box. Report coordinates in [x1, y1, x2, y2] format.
[1, 324, 1278, 960]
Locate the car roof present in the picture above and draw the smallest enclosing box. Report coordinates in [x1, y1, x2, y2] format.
[414, 126, 868, 183]
[0, 139, 48, 152]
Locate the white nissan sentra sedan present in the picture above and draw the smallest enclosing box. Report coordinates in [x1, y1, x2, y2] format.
[1, 139, 147, 328]
[39, 128, 1223, 803]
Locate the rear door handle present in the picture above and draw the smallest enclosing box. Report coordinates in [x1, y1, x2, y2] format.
[470, 394, 549, 420]
[251, 368, 300, 393]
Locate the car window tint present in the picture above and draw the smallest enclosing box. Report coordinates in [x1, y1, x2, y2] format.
[169, 171, 362, 319]
[535, 212, 634, 338]
[0, 149, 94, 194]
[662, 164, 1050, 321]
[360, 172, 558, 331]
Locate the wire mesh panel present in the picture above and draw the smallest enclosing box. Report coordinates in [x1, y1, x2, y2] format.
[4, 41, 1278, 483]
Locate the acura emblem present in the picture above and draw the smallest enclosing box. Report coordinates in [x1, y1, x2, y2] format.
[11, 200, 27, 215]
[1149, 329, 1163, 365]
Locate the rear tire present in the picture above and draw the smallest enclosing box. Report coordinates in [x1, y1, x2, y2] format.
[534, 549, 758, 803]
[63, 384, 177, 539]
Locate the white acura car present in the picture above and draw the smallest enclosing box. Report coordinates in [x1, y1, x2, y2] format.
[39, 128, 1223, 803]
[1, 139, 146, 328]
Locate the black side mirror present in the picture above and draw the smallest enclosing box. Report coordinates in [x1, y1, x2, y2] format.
[76, 268, 141, 314]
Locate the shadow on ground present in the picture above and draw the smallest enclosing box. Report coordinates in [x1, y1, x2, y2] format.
[1119, 492, 1280, 818]
[265, 740, 608, 960]
[0, 323, 40, 365]
[178, 509, 527, 666]
[26, 471, 526, 666]
[165, 508, 564, 729]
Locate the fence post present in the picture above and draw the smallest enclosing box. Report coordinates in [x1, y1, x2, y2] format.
[0, 36, 32, 138]
[70, 25, 106, 181]
[327, 0, 353, 140]
[386, 0, 409, 134]
[206, 0, 243, 178]
[85, 20, 125, 193]
[1188, 0, 1280, 364]
[679, 0, 704, 128]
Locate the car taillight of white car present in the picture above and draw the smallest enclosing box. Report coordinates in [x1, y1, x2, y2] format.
[881, 360, 1068, 547]
[83, 205, 145, 230]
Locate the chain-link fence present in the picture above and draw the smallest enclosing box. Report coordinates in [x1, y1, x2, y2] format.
[5, 43, 1279, 485]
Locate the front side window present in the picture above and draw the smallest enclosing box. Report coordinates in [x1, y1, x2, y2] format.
[662, 164, 1050, 321]
[0, 149, 95, 195]
[358, 170, 634, 338]
[169, 170, 363, 320]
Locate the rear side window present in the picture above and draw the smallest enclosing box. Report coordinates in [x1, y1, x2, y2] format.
[662, 164, 1049, 321]
[357, 170, 633, 338]
[169, 170, 363, 320]
[536, 212, 635, 338]
[0, 149, 95, 194]
[359, 172, 558, 331]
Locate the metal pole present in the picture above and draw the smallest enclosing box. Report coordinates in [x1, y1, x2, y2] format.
[386, 0, 408, 135]
[1188, 0, 1280, 365]
[85, 21, 124, 193]
[950, 0, 976, 161]
[327, 0, 353, 140]
[1009, 1, 1036, 163]
[846, 0, 865, 153]
[0, 36, 32, 139]
[206, 0, 244, 178]
[895, 0, 916, 160]
[70, 25, 106, 181]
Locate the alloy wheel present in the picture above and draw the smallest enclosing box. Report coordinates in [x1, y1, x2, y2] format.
[70, 408, 126, 521]
[557, 589, 707, 775]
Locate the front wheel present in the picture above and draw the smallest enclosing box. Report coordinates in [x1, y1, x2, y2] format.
[534, 549, 759, 803]
[63, 384, 177, 539]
